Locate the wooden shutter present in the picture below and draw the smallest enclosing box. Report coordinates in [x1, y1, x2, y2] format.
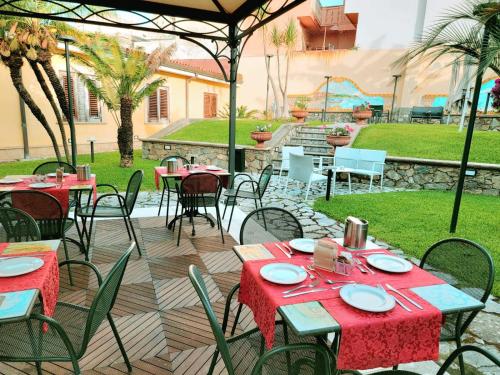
[204, 93, 217, 118]
[88, 91, 99, 118]
[159, 88, 168, 120]
[62, 75, 78, 120]
[148, 91, 158, 122]
[210, 94, 217, 118]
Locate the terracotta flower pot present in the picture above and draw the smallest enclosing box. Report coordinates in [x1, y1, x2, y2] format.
[251, 131, 272, 148]
[326, 135, 351, 147]
[353, 110, 372, 125]
[290, 109, 309, 123]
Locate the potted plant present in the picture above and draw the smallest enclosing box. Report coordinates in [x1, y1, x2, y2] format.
[290, 96, 309, 123]
[325, 125, 353, 150]
[352, 101, 372, 125]
[251, 124, 272, 148]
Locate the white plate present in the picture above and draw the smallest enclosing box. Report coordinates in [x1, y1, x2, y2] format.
[206, 166, 222, 171]
[260, 263, 307, 285]
[0, 178, 23, 184]
[46, 172, 70, 177]
[289, 238, 316, 254]
[366, 254, 413, 273]
[0, 257, 44, 277]
[28, 182, 57, 189]
[340, 284, 395, 312]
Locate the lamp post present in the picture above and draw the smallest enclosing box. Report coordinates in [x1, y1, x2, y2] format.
[390, 74, 401, 122]
[265, 54, 273, 119]
[59, 35, 77, 167]
[322, 75, 332, 122]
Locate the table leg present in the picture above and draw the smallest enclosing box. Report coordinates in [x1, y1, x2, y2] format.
[326, 169, 333, 201]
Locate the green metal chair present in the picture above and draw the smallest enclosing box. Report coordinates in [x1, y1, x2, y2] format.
[0, 207, 41, 242]
[188, 265, 334, 375]
[0, 242, 135, 375]
[0, 191, 81, 284]
[419, 238, 495, 375]
[32, 161, 77, 175]
[76, 170, 143, 256]
[370, 345, 499, 375]
[157, 155, 190, 225]
[223, 164, 274, 231]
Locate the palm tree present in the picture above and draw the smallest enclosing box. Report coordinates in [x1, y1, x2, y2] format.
[75, 36, 170, 167]
[397, 0, 499, 76]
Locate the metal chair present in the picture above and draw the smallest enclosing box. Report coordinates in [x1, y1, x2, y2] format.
[172, 172, 224, 246]
[419, 238, 495, 375]
[223, 164, 273, 231]
[240, 207, 303, 245]
[370, 345, 499, 375]
[76, 170, 144, 256]
[278, 146, 304, 185]
[0, 191, 81, 284]
[284, 154, 327, 200]
[0, 207, 41, 242]
[157, 155, 190, 224]
[32, 161, 77, 175]
[0, 242, 136, 375]
[188, 265, 333, 375]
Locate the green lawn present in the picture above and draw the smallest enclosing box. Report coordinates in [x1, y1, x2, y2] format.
[353, 124, 500, 164]
[0, 150, 159, 191]
[164, 119, 285, 146]
[314, 191, 500, 296]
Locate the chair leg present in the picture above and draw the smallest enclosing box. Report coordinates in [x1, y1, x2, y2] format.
[177, 208, 184, 246]
[332, 171, 337, 197]
[380, 174, 384, 190]
[158, 187, 165, 216]
[227, 200, 236, 232]
[62, 235, 74, 286]
[231, 303, 243, 336]
[305, 181, 312, 201]
[123, 216, 132, 241]
[369, 175, 374, 192]
[35, 361, 42, 375]
[456, 337, 465, 375]
[215, 204, 224, 244]
[86, 215, 95, 255]
[222, 196, 229, 219]
[208, 349, 219, 375]
[347, 173, 352, 194]
[108, 313, 132, 372]
[126, 215, 142, 256]
[166, 190, 170, 225]
[283, 177, 288, 195]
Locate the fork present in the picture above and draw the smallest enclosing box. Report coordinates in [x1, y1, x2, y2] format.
[282, 279, 320, 294]
[281, 242, 294, 255]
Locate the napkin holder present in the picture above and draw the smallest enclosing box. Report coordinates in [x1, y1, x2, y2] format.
[313, 239, 339, 272]
[334, 252, 354, 276]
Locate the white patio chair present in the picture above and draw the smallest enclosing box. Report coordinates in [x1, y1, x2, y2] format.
[278, 146, 304, 184]
[284, 154, 327, 200]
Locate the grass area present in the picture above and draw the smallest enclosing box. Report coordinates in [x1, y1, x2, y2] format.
[314, 191, 500, 296]
[353, 124, 500, 164]
[0, 150, 159, 191]
[164, 119, 285, 146]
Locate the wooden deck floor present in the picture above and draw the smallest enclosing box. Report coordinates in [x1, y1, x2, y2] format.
[0, 215, 255, 374]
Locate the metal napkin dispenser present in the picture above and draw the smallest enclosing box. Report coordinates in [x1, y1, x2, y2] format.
[343, 216, 368, 249]
[166, 159, 178, 173]
[76, 164, 91, 181]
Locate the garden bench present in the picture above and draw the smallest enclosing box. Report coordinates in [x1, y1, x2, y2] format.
[410, 106, 444, 123]
[320, 147, 386, 200]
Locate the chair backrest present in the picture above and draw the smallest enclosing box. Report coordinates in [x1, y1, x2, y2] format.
[358, 149, 386, 173]
[257, 164, 273, 197]
[180, 172, 222, 198]
[124, 170, 144, 213]
[288, 154, 314, 183]
[188, 265, 235, 374]
[420, 238, 494, 335]
[239, 207, 303, 245]
[281, 146, 304, 170]
[81, 242, 135, 355]
[0, 191, 64, 239]
[0, 207, 41, 242]
[160, 155, 190, 167]
[334, 147, 359, 169]
[33, 161, 76, 175]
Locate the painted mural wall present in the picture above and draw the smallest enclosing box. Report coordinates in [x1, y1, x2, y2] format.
[430, 79, 497, 112]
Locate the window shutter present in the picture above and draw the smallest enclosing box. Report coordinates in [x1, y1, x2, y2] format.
[148, 92, 158, 122]
[159, 88, 168, 120]
[88, 91, 99, 118]
[203, 93, 210, 118]
[62, 75, 78, 120]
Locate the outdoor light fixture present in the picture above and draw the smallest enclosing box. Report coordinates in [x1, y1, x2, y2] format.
[59, 34, 77, 167]
[164, 145, 171, 150]
[322, 75, 332, 122]
[390, 74, 401, 122]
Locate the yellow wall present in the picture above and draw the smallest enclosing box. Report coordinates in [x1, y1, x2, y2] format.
[0, 56, 229, 161]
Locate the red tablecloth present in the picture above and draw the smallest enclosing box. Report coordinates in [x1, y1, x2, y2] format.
[238, 243, 444, 370]
[154, 166, 229, 190]
[0, 243, 59, 324]
[9, 174, 96, 217]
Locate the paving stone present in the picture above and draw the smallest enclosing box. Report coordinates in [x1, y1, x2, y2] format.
[468, 312, 500, 344]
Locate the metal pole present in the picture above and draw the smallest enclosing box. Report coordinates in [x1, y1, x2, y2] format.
[322, 76, 331, 122]
[450, 16, 492, 233]
[265, 54, 272, 119]
[61, 36, 77, 166]
[228, 25, 239, 183]
[484, 92, 491, 113]
[390, 74, 401, 122]
[90, 140, 95, 163]
[18, 95, 29, 159]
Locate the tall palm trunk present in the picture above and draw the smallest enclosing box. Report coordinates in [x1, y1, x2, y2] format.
[28, 59, 70, 163]
[4, 54, 62, 161]
[118, 97, 134, 167]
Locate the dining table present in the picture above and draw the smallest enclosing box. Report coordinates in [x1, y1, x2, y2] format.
[233, 238, 485, 371]
[0, 240, 61, 324]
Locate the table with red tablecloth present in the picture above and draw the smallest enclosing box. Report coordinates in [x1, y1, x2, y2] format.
[237, 241, 447, 370]
[154, 166, 230, 190]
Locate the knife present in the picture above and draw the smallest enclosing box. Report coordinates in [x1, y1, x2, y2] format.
[385, 284, 423, 310]
[282, 288, 327, 298]
[275, 244, 291, 258]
